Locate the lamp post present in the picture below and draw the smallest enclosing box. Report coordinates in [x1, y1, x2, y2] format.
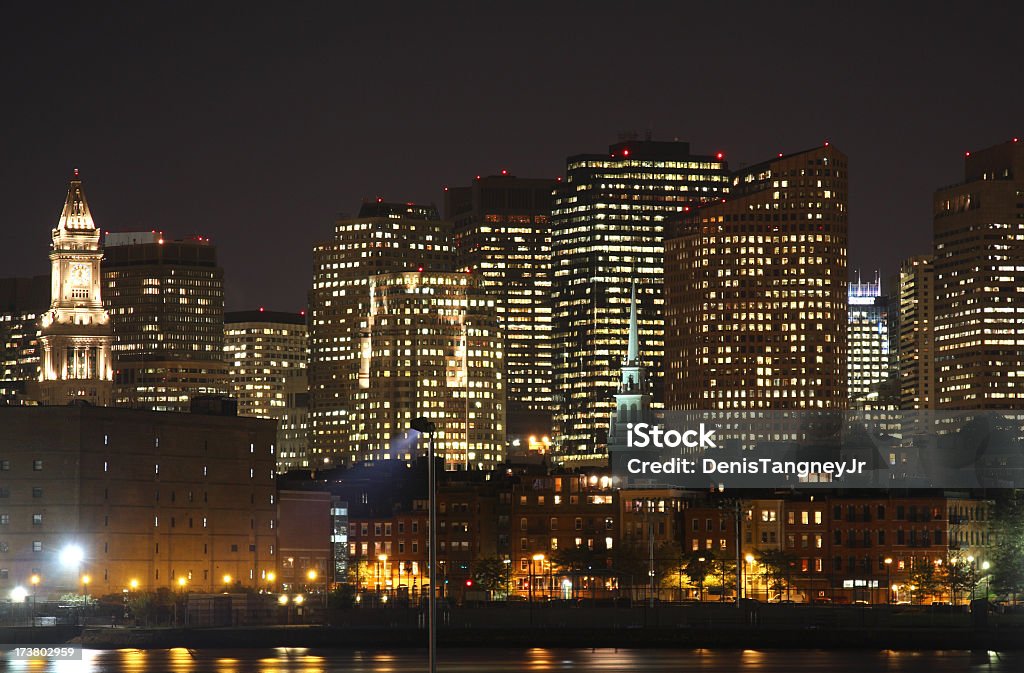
[967, 555, 976, 602]
[744, 554, 755, 602]
[502, 559, 511, 600]
[411, 417, 438, 673]
[981, 560, 991, 601]
[884, 558, 893, 604]
[30, 574, 40, 626]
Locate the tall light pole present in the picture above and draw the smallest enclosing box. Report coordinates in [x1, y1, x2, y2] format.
[30, 574, 40, 626]
[884, 558, 893, 604]
[412, 417, 438, 673]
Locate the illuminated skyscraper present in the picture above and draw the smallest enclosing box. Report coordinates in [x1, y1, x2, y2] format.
[36, 171, 114, 406]
[354, 271, 504, 469]
[847, 272, 895, 410]
[551, 139, 729, 460]
[225, 309, 308, 471]
[446, 174, 555, 440]
[665, 145, 848, 410]
[309, 201, 453, 464]
[933, 139, 1024, 409]
[898, 255, 935, 410]
[0, 275, 48, 404]
[102, 231, 227, 411]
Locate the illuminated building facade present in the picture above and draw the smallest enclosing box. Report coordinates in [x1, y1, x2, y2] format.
[355, 271, 504, 469]
[225, 310, 308, 471]
[0, 405, 277, 599]
[36, 171, 114, 406]
[933, 139, 1024, 409]
[446, 174, 556, 441]
[898, 255, 936, 410]
[0, 275, 48, 404]
[103, 231, 227, 412]
[665, 145, 848, 410]
[847, 272, 895, 409]
[551, 139, 729, 460]
[309, 201, 453, 465]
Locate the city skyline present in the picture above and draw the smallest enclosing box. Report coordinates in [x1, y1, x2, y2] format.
[1, 4, 1021, 311]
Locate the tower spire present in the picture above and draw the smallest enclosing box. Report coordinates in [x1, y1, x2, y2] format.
[626, 280, 639, 364]
[57, 170, 96, 232]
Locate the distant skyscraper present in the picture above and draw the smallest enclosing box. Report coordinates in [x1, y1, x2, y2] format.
[847, 273, 895, 409]
[225, 309, 308, 471]
[933, 139, 1024, 409]
[446, 173, 556, 440]
[309, 201, 453, 465]
[665, 145, 849, 410]
[551, 139, 730, 459]
[36, 171, 114, 406]
[102, 231, 226, 411]
[355, 270, 505, 469]
[0, 275, 48, 404]
[898, 255, 936, 410]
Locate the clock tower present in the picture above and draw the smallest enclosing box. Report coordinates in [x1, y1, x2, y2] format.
[36, 170, 114, 406]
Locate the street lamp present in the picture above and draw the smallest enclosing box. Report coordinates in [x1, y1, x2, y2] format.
[744, 554, 755, 601]
[884, 558, 893, 604]
[266, 572, 276, 592]
[981, 561, 992, 600]
[222, 574, 233, 590]
[30, 574, 40, 626]
[378, 555, 388, 597]
[411, 416, 438, 673]
[502, 559, 512, 600]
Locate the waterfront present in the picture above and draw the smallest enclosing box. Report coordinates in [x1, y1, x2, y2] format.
[4, 648, 1022, 673]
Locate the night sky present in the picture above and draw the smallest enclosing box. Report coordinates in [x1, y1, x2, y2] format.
[1, 3, 1020, 311]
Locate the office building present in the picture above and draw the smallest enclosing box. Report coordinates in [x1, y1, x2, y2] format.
[847, 272, 896, 409]
[898, 255, 936, 410]
[225, 310, 308, 470]
[36, 171, 114, 406]
[309, 201, 453, 465]
[551, 138, 730, 459]
[446, 173, 556, 441]
[354, 271, 504, 469]
[0, 405, 277, 598]
[665, 145, 849, 410]
[933, 139, 1024, 409]
[0, 275, 49, 404]
[103, 231, 227, 412]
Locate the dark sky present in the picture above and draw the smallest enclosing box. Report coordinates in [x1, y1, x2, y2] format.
[1, 2, 1020, 311]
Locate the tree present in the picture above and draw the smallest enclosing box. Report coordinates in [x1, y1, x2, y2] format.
[705, 558, 737, 601]
[682, 552, 716, 601]
[908, 559, 940, 604]
[552, 544, 607, 599]
[757, 549, 798, 601]
[991, 492, 1024, 604]
[941, 553, 976, 605]
[472, 557, 511, 598]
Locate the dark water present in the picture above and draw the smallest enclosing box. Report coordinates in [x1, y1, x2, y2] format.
[6, 648, 1022, 672]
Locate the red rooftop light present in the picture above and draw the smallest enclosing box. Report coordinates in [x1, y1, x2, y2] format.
[965, 151, 971, 157]
[501, 169, 508, 175]
[777, 152, 784, 157]
[417, 266, 424, 272]
[1014, 138, 1019, 143]
[715, 152, 724, 160]
[377, 197, 383, 203]
[259, 307, 265, 312]
[623, 149, 630, 157]
[824, 140, 830, 146]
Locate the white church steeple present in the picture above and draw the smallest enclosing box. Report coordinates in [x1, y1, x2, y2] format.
[608, 282, 653, 452]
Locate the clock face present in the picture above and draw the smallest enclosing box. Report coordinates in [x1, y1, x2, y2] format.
[69, 263, 91, 287]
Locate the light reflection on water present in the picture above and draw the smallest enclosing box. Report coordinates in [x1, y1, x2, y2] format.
[5, 648, 1020, 673]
